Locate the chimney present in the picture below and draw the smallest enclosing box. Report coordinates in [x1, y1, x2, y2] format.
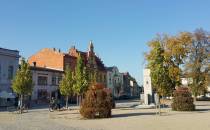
[33, 62, 36, 67]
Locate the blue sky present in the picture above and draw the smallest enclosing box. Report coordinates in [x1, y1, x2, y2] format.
[0, 0, 210, 85]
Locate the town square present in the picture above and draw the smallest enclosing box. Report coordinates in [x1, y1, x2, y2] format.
[0, 0, 210, 130]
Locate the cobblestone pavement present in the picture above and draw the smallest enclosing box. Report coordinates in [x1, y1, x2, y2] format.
[0, 101, 210, 130]
[0, 108, 85, 130]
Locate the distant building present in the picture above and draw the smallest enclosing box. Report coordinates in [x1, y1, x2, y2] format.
[122, 72, 140, 97]
[0, 48, 20, 93]
[30, 66, 63, 104]
[28, 41, 107, 86]
[68, 41, 107, 85]
[181, 77, 210, 97]
[106, 66, 123, 97]
[143, 69, 210, 101]
[181, 78, 193, 86]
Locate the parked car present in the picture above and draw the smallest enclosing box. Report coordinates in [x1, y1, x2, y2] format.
[118, 95, 130, 100]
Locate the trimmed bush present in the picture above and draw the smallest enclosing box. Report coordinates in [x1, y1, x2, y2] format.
[80, 83, 113, 119]
[172, 87, 195, 111]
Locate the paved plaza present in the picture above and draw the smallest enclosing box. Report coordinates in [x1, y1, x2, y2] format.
[0, 101, 210, 130]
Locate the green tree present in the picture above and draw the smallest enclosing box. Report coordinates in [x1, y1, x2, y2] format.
[59, 67, 74, 109]
[185, 28, 210, 100]
[74, 53, 88, 105]
[12, 58, 33, 113]
[145, 36, 174, 115]
[146, 37, 175, 96]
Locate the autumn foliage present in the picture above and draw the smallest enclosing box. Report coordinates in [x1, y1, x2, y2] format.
[172, 87, 195, 111]
[80, 83, 113, 119]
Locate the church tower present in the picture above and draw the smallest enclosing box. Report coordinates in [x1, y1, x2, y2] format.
[87, 40, 98, 83]
[88, 40, 94, 53]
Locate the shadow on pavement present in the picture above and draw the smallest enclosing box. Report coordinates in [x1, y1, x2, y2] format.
[112, 112, 156, 118]
[195, 108, 210, 112]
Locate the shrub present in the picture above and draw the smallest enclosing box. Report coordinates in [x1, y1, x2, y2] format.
[80, 83, 113, 119]
[172, 87, 195, 111]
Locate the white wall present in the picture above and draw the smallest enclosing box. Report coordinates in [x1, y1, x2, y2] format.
[143, 69, 152, 105]
[0, 48, 19, 92]
[31, 69, 62, 100]
[106, 67, 123, 97]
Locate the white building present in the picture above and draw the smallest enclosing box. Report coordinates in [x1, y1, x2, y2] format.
[30, 65, 63, 104]
[0, 48, 20, 93]
[181, 78, 193, 86]
[106, 66, 123, 97]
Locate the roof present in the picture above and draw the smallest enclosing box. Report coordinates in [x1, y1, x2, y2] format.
[30, 66, 63, 73]
[106, 67, 115, 71]
[68, 46, 106, 71]
[0, 47, 19, 52]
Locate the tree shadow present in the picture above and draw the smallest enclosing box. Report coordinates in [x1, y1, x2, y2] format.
[57, 112, 78, 115]
[112, 112, 156, 118]
[196, 104, 210, 107]
[195, 108, 210, 112]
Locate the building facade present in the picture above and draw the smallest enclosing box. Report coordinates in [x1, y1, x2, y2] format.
[68, 41, 107, 85]
[0, 48, 20, 93]
[30, 66, 63, 103]
[106, 66, 123, 97]
[28, 41, 107, 86]
[122, 72, 140, 98]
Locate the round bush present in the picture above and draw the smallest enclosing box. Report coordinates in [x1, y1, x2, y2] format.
[172, 87, 195, 111]
[80, 83, 113, 119]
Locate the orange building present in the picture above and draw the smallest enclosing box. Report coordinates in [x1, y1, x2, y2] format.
[28, 41, 107, 86]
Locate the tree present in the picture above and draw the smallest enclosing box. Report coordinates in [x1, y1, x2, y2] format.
[164, 32, 192, 86]
[145, 36, 175, 115]
[59, 67, 74, 109]
[172, 87, 195, 111]
[74, 53, 88, 105]
[146, 36, 175, 96]
[185, 28, 210, 100]
[12, 58, 33, 113]
[80, 83, 112, 119]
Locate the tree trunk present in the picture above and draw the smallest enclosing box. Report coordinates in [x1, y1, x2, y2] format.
[194, 96, 197, 102]
[81, 94, 84, 105]
[77, 95, 79, 106]
[158, 97, 161, 116]
[20, 94, 23, 114]
[79, 95, 81, 106]
[66, 96, 69, 109]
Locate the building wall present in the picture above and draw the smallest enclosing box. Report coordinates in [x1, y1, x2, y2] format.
[28, 48, 64, 71]
[106, 67, 123, 97]
[28, 43, 107, 88]
[31, 67, 63, 102]
[68, 43, 107, 86]
[0, 48, 19, 92]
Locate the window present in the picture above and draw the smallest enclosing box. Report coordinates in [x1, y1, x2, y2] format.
[8, 65, 14, 80]
[0, 64, 1, 74]
[52, 76, 56, 85]
[100, 74, 102, 82]
[104, 75, 106, 83]
[0, 64, 1, 81]
[109, 78, 112, 84]
[37, 89, 48, 100]
[58, 76, 62, 84]
[38, 76, 48, 85]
